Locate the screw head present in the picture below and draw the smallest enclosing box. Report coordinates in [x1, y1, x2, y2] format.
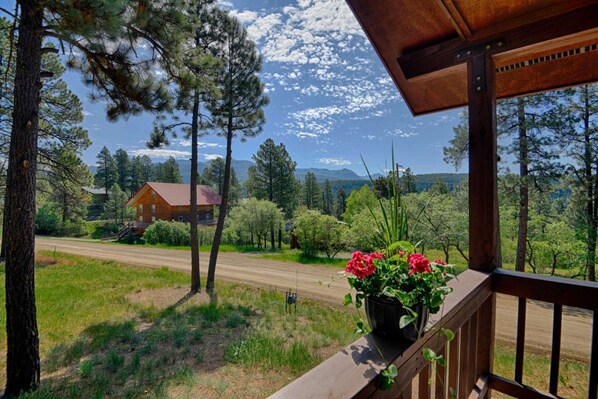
[466, 50, 472, 55]
[476, 76, 482, 81]
[485, 44, 491, 50]
[498, 41, 504, 47]
[456, 53, 461, 59]
[476, 86, 482, 92]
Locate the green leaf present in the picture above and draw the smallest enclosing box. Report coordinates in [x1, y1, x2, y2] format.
[423, 348, 436, 362]
[399, 315, 415, 329]
[343, 293, 353, 306]
[442, 328, 455, 342]
[449, 387, 457, 398]
[355, 319, 365, 335]
[379, 365, 398, 390]
[437, 356, 446, 367]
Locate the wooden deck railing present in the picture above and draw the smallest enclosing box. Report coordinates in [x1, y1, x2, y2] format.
[490, 269, 598, 399]
[268, 269, 598, 399]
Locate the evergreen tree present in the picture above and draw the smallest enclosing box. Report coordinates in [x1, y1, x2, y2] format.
[2, 1, 189, 392]
[129, 156, 145, 193]
[139, 155, 154, 184]
[246, 138, 298, 217]
[206, 16, 269, 290]
[45, 148, 92, 223]
[157, 157, 183, 183]
[102, 184, 130, 225]
[335, 188, 348, 219]
[114, 149, 131, 192]
[322, 179, 334, 215]
[560, 85, 598, 281]
[94, 146, 117, 194]
[401, 167, 417, 193]
[302, 172, 322, 210]
[146, 1, 224, 293]
[203, 157, 226, 195]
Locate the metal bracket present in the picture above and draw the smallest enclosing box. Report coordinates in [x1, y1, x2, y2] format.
[454, 39, 506, 64]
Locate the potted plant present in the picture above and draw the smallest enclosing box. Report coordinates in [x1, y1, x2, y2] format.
[344, 242, 454, 341]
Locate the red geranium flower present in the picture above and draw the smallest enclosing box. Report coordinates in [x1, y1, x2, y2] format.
[346, 251, 377, 278]
[408, 253, 431, 275]
[434, 259, 447, 265]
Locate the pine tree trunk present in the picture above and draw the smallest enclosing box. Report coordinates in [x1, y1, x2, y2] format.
[207, 126, 233, 291]
[515, 98, 529, 272]
[4, 1, 42, 396]
[582, 86, 597, 281]
[190, 91, 201, 292]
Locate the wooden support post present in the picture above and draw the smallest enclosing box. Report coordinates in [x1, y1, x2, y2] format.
[467, 53, 498, 399]
[468, 53, 499, 271]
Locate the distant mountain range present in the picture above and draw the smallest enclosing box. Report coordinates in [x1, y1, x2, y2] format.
[88, 158, 467, 193]
[175, 159, 378, 183]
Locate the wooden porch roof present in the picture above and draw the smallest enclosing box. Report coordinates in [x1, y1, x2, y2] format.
[345, 0, 598, 115]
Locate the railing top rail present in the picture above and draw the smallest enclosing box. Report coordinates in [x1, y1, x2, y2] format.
[268, 269, 492, 399]
[493, 269, 598, 310]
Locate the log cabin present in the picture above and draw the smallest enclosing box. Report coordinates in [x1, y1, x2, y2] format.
[125, 182, 221, 231]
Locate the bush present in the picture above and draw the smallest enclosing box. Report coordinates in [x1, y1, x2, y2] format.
[294, 209, 347, 258]
[61, 217, 87, 237]
[143, 220, 190, 246]
[36, 203, 62, 235]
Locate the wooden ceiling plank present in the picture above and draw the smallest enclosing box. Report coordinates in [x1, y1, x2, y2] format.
[436, 0, 472, 40]
[398, 3, 598, 81]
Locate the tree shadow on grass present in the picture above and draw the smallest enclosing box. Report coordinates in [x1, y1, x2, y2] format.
[28, 299, 256, 399]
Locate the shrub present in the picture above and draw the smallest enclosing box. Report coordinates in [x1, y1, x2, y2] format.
[61, 217, 87, 237]
[143, 220, 190, 246]
[35, 203, 62, 235]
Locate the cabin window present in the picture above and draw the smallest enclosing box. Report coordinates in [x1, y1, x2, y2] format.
[151, 216, 156, 222]
[139, 215, 143, 223]
[138, 204, 143, 213]
[178, 216, 184, 222]
[151, 191, 156, 200]
[151, 204, 156, 214]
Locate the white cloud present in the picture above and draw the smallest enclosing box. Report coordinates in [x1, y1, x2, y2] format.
[130, 149, 191, 159]
[229, 9, 258, 24]
[175, 139, 221, 148]
[204, 154, 223, 161]
[388, 128, 419, 138]
[318, 157, 351, 166]
[82, 110, 93, 116]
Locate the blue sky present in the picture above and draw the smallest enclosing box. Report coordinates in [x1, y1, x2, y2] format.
[61, 0, 465, 175]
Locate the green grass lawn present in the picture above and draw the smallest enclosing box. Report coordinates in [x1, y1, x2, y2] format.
[1, 252, 359, 398]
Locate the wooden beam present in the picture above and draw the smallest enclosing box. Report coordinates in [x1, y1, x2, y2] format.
[467, 374, 489, 399]
[467, 54, 499, 271]
[435, 0, 472, 40]
[397, 3, 598, 80]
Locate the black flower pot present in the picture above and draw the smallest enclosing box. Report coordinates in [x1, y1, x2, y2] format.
[365, 296, 429, 341]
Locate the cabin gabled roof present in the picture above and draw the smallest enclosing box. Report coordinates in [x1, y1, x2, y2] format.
[126, 182, 221, 207]
[345, 0, 598, 115]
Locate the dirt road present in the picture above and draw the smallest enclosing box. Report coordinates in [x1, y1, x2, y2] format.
[36, 237, 592, 360]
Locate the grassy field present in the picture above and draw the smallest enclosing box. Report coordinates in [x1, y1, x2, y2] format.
[1, 252, 358, 398]
[2, 251, 589, 398]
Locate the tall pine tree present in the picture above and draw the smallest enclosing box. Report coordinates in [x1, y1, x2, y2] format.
[302, 172, 321, 210]
[206, 17, 268, 291]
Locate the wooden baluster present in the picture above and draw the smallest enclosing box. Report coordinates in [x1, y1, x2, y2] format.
[515, 298, 527, 383]
[459, 320, 471, 399]
[419, 363, 431, 399]
[436, 345, 447, 398]
[467, 311, 479, 388]
[549, 304, 562, 395]
[448, 330, 460, 398]
[589, 311, 597, 399]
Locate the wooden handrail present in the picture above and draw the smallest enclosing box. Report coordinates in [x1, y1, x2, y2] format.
[493, 269, 598, 310]
[268, 270, 492, 399]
